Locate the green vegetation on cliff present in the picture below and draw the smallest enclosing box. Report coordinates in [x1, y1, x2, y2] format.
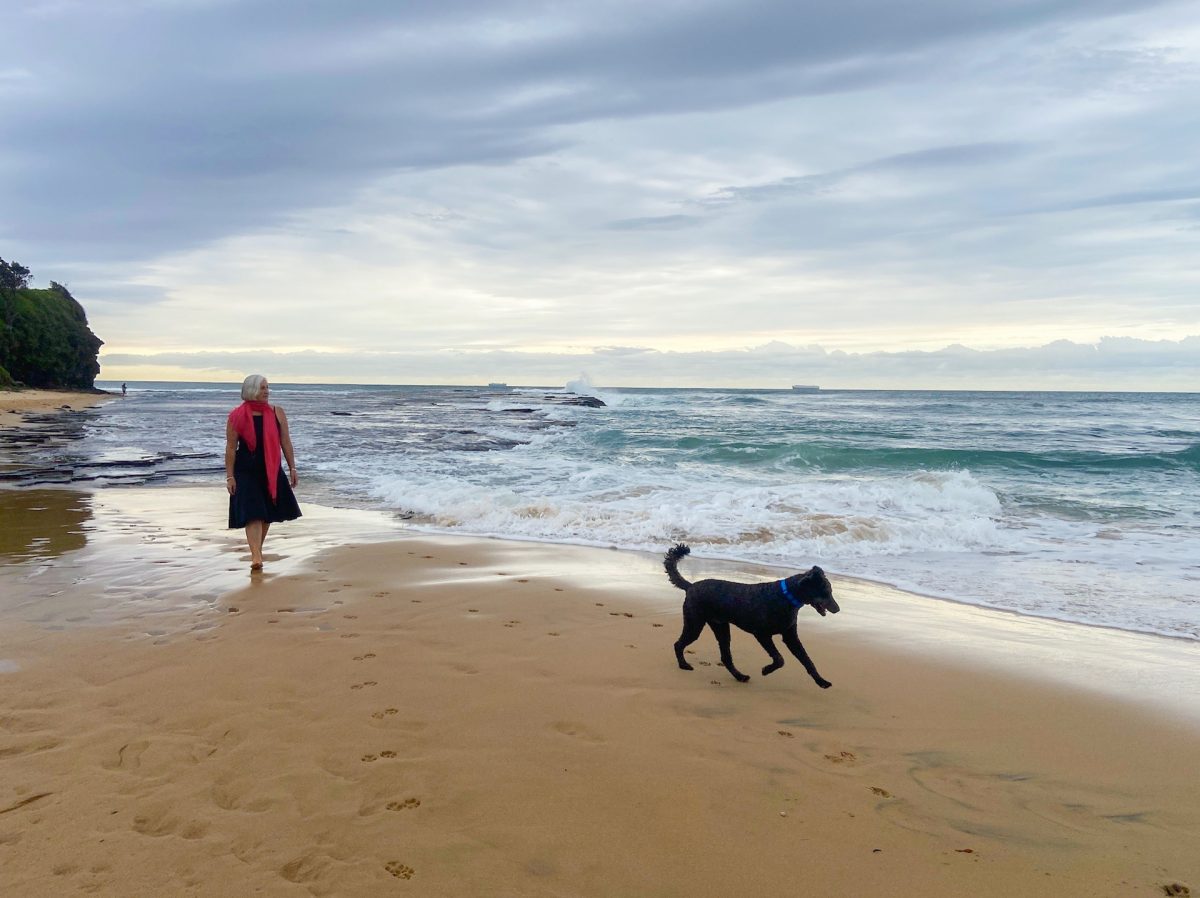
[0, 258, 103, 389]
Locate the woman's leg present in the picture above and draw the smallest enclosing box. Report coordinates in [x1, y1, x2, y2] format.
[245, 520, 266, 567]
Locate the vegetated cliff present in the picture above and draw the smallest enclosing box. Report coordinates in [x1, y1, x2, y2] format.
[0, 272, 104, 390]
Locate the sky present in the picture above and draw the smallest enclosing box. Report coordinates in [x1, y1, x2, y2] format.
[3, 0, 1199, 389]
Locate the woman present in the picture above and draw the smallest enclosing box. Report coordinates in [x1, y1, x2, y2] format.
[226, 374, 301, 570]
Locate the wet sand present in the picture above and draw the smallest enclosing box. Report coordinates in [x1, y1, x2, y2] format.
[0, 487, 1197, 897]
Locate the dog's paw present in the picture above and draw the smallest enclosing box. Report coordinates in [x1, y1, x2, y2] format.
[678, 662, 694, 672]
[733, 673, 751, 683]
[817, 679, 833, 689]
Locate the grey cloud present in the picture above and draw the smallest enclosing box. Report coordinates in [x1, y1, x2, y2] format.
[1025, 185, 1200, 215]
[2, 0, 1175, 268]
[701, 141, 1028, 208]
[605, 214, 704, 231]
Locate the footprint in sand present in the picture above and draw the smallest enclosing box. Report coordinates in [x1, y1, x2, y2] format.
[102, 740, 148, 770]
[458, 562, 469, 566]
[652, 623, 663, 628]
[344, 614, 358, 620]
[825, 751, 858, 764]
[1161, 886, 1191, 897]
[387, 798, 421, 811]
[710, 680, 722, 686]
[340, 633, 360, 639]
[372, 592, 389, 598]
[503, 620, 520, 628]
[547, 632, 560, 637]
[350, 681, 378, 690]
[870, 787, 893, 798]
[468, 609, 479, 613]
[353, 653, 376, 662]
[778, 730, 794, 738]
[385, 862, 414, 880]
[516, 579, 529, 583]
[362, 751, 396, 761]
[371, 708, 399, 720]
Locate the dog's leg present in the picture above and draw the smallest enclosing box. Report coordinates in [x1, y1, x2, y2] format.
[754, 634, 785, 677]
[708, 620, 750, 682]
[674, 605, 705, 672]
[782, 627, 832, 689]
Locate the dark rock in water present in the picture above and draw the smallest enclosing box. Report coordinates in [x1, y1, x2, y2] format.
[329, 411, 354, 416]
[547, 394, 606, 408]
[500, 408, 536, 414]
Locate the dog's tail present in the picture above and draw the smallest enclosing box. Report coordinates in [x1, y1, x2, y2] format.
[664, 543, 692, 591]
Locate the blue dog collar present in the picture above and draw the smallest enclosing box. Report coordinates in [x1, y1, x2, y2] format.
[779, 579, 803, 608]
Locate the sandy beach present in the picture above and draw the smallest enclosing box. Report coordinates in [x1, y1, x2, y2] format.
[0, 486, 1197, 897]
[0, 388, 114, 426]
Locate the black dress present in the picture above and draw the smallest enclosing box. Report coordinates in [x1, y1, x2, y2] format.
[228, 412, 302, 528]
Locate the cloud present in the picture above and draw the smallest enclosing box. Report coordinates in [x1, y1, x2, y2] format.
[99, 335, 1200, 390]
[1, 0, 1181, 263]
[605, 214, 705, 231]
[3, 0, 1198, 383]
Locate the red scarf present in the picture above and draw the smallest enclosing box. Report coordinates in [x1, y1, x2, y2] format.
[228, 400, 282, 502]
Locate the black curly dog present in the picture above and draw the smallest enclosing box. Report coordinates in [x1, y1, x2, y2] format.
[666, 544, 840, 688]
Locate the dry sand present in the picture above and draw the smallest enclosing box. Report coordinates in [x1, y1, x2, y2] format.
[0, 488, 1197, 897]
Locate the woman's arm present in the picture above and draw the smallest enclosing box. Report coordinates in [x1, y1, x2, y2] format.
[224, 417, 238, 495]
[276, 406, 298, 487]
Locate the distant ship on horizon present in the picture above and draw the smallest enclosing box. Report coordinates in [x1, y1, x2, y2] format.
[487, 382, 509, 388]
[791, 384, 820, 393]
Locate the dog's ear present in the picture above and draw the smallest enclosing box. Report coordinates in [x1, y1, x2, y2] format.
[810, 565, 824, 576]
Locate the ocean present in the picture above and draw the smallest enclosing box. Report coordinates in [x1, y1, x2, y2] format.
[14, 380, 1199, 641]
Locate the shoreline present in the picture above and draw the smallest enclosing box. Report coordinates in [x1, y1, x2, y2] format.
[398, 524, 1200, 645]
[2, 485, 1199, 724]
[0, 506, 1196, 895]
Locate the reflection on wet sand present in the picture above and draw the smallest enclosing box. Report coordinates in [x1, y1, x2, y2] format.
[0, 488, 93, 561]
[0, 485, 408, 634]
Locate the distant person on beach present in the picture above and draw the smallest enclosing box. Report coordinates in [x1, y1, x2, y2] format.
[121, 383, 127, 396]
[225, 375, 301, 570]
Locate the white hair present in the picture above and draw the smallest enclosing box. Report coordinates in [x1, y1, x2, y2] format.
[241, 374, 266, 401]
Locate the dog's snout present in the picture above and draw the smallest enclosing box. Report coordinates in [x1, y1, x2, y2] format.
[828, 599, 841, 614]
